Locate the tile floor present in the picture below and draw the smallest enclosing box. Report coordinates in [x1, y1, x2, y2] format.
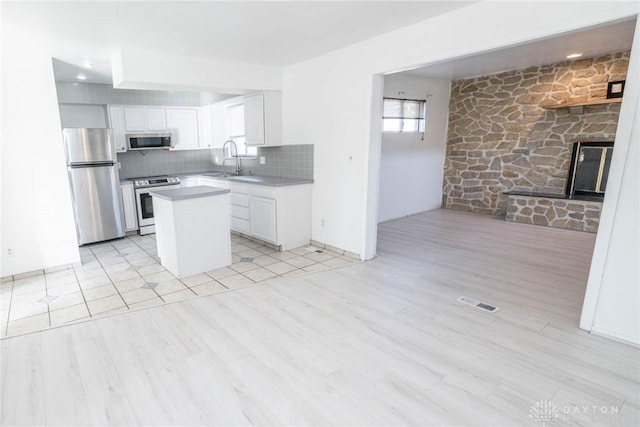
[0, 234, 359, 338]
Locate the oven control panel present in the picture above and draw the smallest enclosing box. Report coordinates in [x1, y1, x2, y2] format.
[133, 176, 180, 188]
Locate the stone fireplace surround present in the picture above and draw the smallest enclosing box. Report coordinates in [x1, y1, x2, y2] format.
[504, 192, 602, 232]
[442, 50, 629, 233]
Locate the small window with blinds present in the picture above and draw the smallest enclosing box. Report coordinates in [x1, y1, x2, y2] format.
[382, 98, 426, 133]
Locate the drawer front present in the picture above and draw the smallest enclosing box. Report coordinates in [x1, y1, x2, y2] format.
[198, 177, 228, 188]
[180, 177, 199, 188]
[231, 217, 250, 234]
[228, 183, 249, 194]
[230, 193, 249, 207]
[231, 205, 249, 220]
[249, 186, 277, 199]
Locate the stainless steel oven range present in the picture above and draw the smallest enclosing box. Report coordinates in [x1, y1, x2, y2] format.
[130, 175, 181, 235]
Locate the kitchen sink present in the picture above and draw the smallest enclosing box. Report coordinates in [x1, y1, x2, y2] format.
[226, 175, 263, 182]
[202, 172, 225, 178]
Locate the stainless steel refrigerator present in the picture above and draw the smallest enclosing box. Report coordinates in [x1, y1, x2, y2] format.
[63, 128, 125, 245]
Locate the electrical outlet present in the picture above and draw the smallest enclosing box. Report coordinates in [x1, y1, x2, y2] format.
[321, 218, 325, 227]
[7, 248, 15, 257]
[260, 156, 266, 165]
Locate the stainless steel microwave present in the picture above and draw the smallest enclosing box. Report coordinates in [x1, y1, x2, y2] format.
[126, 133, 172, 150]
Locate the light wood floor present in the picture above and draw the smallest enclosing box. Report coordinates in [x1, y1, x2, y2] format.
[1, 209, 639, 426]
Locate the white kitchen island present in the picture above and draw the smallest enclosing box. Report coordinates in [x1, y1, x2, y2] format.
[150, 185, 231, 278]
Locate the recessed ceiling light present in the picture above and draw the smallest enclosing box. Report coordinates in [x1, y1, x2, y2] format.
[82, 61, 93, 68]
[77, 74, 87, 80]
[566, 53, 583, 59]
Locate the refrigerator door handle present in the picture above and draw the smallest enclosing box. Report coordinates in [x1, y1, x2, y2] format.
[69, 162, 115, 168]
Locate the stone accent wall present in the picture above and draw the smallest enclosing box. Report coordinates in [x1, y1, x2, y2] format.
[506, 196, 602, 233]
[443, 51, 629, 214]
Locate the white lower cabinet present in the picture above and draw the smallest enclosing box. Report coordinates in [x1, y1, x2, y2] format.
[249, 196, 277, 243]
[180, 177, 199, 188]
[120, 182, 138, 232]
[197, 177, 228, 188]
[231, 217, 251, 234]
[229, 184, 251, 234]
[228, 181, 311, 250]
[188, 175, 311, 250]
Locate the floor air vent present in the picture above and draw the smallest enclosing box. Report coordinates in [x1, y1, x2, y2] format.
[305, 247, 324, 253]
[457, 296, 500, 313]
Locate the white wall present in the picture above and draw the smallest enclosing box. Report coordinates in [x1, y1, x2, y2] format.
[580, 18, 640, 346]
[378, 74, 450, 223]
[591, 100, 639, 344]
[1, 20, 80, 277]
[283, 60, 372, 255]
[58, 104, 107, 128]
[282, 1, 639, 259]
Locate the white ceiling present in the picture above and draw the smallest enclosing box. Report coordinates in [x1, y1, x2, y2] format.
[5, 2, 636, 88]
[403, 18, 637, 80]
[51, 58, 114, 85]
[3, 1, 475, 84]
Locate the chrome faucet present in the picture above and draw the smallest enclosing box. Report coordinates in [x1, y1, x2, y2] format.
[222, 139, 241, 176]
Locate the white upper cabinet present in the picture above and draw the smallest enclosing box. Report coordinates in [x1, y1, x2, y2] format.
[123, 107, 168, 132]
[245, 91, 282, 146]
[197, 106, 214, 149]
[145, 108, 167, 131]
[166, 108, 199, 150]
[210, 103, 229, 148]
[227, 103, 245, 139]
[107, 106, 127, 153]
[211, 92, 282, 147]
[123, 107, 146, 131]
[243, 93, 265, 146]
[110, 105, 214, 150]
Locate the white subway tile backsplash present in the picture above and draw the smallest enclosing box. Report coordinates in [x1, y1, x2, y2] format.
[118, 144, 313, 180]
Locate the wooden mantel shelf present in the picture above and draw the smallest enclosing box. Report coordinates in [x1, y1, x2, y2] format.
[541, 97, 622, 110]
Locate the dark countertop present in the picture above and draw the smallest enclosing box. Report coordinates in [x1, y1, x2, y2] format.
[150, 185, 230, 201]
[504, 191, 604, 202]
